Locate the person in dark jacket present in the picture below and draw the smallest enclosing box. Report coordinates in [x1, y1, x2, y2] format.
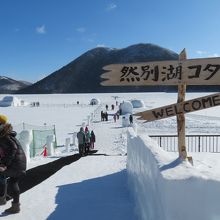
[0, 114, 26, 214]
[84, 127, 91, 153]
[77, 127, 86, 156]
[129, 114, 133, 124]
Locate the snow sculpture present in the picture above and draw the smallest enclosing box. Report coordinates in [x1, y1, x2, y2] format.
[87, 115, 90, 126]
[0, 96, 22, 107]
[130, 99, 145, 108]
[82, 122, 86, 128]
[119, 101, 133, 115]
[19, 130, 33, 163]
[122, 114, 130, 127]
[46, 135, 55, 156]
[89, 98, 101, 105]
[72, 132, 77, 146]
[91, 113, 94, 121]
[65, 137, 71, 153]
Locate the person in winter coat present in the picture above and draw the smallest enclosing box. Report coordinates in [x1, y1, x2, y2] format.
[129, 114, 133, 124]
[0, 114, 27, 214]
[77, 127, 86, 156]
[90, 130, 96, 149]
[105, 112, 108, 121]
[101, 111, 104, 121]
[113, 114, 117, 122]
[84, 127, 91, 153]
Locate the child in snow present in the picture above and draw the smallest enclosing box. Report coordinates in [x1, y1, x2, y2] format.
[90, 131, 96, 149]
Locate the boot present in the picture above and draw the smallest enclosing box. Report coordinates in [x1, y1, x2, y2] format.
[0, 177, 7, 205]
[0, 196, 6, 205]
[4, 202, 20, 214]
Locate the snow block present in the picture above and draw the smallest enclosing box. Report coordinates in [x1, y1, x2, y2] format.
[47, 135, 55, 156]
[19, 130, 33, 163]
[127, 128, 220, 220]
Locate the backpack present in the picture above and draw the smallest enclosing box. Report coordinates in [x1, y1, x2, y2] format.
[85, 132, 90, 143]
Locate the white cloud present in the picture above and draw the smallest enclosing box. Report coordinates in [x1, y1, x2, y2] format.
[76, 27, 86, 33]
[36, 25, 46, 34]
[97, 44, 105, 47]
[196, 50, 219, 58]
[208, 53, 220, 57]
[196, 50, 208, 55]
[106, 3, 117, 11]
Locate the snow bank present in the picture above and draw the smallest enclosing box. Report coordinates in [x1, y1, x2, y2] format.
[0, 95, 22, 107]
[89, 98, 101, 105]
[130, 99, 145, 108]
[127, 128, 220, 220]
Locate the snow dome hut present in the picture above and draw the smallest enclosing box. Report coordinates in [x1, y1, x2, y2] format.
[0, 96, 22, 107]
[90, 98, 101, 105]
[119, 101, 133, 115]
[130, 99, 145, 108]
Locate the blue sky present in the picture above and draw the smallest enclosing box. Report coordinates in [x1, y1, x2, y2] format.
[1, 0, 220, 82]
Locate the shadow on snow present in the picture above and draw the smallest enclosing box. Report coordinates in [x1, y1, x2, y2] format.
[47, 170, 136, 220]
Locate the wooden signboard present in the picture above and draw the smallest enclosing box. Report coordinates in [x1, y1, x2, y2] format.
[101, 57, 220, 86]
[100, 49, 220, 161]
[135, 92, 220, 122]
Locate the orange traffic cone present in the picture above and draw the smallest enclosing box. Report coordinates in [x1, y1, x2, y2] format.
[43, 147, 47, 157]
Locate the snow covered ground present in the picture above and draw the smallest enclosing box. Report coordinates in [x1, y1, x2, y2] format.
[0, 92, 220, 220]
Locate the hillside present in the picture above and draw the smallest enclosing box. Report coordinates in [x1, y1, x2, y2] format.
[17, 43, 179, 94]
[0, 76, 32, 94]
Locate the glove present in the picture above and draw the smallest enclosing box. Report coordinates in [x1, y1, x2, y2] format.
[0, 166, 7, 172]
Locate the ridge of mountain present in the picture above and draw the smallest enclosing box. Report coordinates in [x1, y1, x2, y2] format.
[13, 43, 220, 94]
[17, 43, 179, 94]
[0, 76, 32, 94]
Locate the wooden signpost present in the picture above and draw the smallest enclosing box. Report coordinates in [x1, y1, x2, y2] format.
[177, 50, 187, 159]
[101, 49, 220, 160]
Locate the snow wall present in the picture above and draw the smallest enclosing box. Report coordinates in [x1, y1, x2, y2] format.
[127, 128, 220, 220]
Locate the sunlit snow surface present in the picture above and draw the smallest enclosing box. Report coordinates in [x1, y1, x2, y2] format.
[0, 92, 220, 220]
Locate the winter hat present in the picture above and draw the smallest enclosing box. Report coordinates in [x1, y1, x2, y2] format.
[0, 115, 7, 124]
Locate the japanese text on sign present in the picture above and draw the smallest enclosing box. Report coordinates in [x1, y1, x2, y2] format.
[120, 64, 220, 83]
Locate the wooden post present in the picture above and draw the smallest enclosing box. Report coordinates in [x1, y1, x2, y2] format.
[177, 49, 187, 159]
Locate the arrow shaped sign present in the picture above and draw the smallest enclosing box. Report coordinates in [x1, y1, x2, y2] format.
[135, 92, 220, 122]
[101, 57, 220, 86]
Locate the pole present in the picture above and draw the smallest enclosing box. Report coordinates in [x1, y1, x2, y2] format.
[177, 49, 187, 159]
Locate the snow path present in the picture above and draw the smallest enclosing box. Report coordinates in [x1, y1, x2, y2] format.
[0, 113, 136, 220]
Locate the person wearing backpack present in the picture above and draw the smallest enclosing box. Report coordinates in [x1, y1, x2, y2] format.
[0, 114, 27, 214]
[77, 127, 86, 156]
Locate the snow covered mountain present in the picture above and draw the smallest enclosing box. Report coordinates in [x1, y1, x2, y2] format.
[17, 43, 179, 94]
[0, 76, 32, 94]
